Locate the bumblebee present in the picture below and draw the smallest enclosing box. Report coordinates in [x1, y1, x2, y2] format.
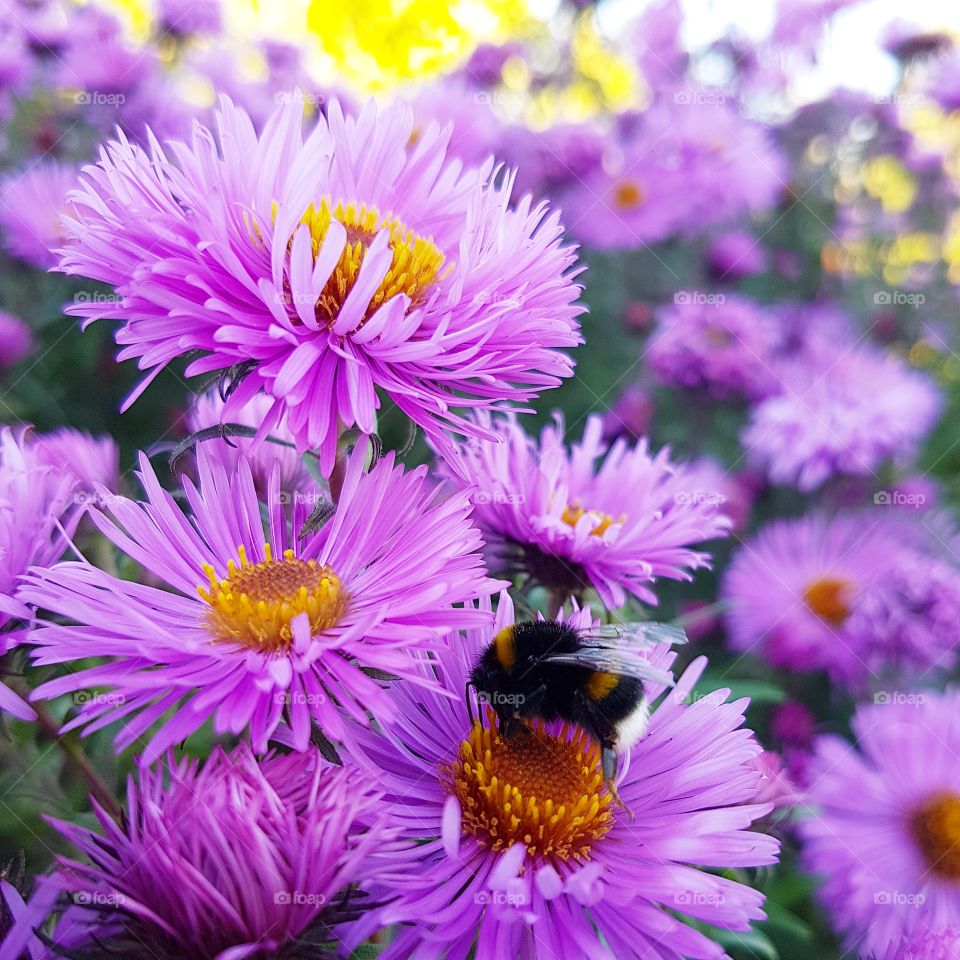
[467, 618, 686, 813]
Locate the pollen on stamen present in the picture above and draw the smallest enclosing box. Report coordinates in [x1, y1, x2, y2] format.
[270, 197, 449, 329]
[562, 502, 626, 537]
[198, 544, 348, 654]
[445, 718, 615, 862]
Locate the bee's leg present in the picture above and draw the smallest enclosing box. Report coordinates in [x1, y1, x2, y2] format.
[465, 682, 477, 728]
[575, 690, 635, 820]
[600, 743, 634, 821]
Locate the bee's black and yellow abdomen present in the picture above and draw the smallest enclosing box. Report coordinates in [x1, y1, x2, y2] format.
[492, 625, 517, 670]
[585, 671, 620, 701]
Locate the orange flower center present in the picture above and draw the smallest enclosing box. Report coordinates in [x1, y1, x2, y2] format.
[297, 198, 446, 325]
[613, 180, 643, 210]
[199, 544, 347, 654]
[803, 576, 853, 626]
[562, 503, 624, 537]
[447, 720, 614, 862]
[912, 792, 960, 880]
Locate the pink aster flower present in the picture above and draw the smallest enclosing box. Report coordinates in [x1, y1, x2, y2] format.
[20, 443, 500, 759]
[743, 338, 941, 491]
[30, 428, 119, 499]
[799, 692, 960, 960]
[886, 926, 960, 960]
[0, 427, 84, 721]
[57, 96, 583, 474]
[348, 592, 779, 960]
[0, 310, 32, 368]
[0, 162, 78, 269]
[44, 745, 393, 959]
[647, 293, 782, 402]
[722, 512, 960, 686]
[442, 413, 730, 609]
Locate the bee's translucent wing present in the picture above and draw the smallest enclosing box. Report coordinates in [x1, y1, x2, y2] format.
[541, 648, 675, 687]
[576, 621, 688, 650]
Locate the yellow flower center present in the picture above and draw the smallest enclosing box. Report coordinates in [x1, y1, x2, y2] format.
[562, 503, 624, 537]
[613, 180, 643, 210]
[294, 198, 446, 326]
[911, 792, 960, 880]
[447, 720, 614, 862]
[198, 544, 347, 654]
[803, 576, 853, 626]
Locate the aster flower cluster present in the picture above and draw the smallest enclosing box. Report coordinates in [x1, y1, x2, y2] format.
[4, 1, 960, 958]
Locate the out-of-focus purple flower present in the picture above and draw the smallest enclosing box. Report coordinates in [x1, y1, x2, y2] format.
[186, 390, 313, 500]
[440, 413, 730, 608]
[880, 20, 952, 60]
[648, 294, 782, 402]
[21, 443, 500, 759]
[507, 122, 606, 198]
[561, 140, 689, 249]
[771, 701, 816, 750]
[750, 751, 801, 811]
[349, 592, 779, 960]
[771, 0, 863, 59]
[46, 745, 393, 959]
[629, 0, 686, 89]
[30, 428, 119, 498]
[0, 427, 86, 720]
[681, 457, 755, 530]
[56, 6, 152, 97]
[58, 96, 583, 474]
[156, 0, 223, 37]
[886, 475, 939, 511]
[0, 21, 31, 95]
[722, 512, 960, 686]
[708, 230, 769, 279]
[927, 52, 960, 111]
[743, 338, 941, 491]
[461, 42, 521, 87]
[0, 310, 32, 368]
[800, 692, 960, 959]
[0, 162, 78, 269]
[601, 384, 653, 442]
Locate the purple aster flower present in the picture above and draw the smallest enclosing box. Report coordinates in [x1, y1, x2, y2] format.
[722, 512, 960, 686]
[647, 294, 782, 402]
[0, 872, 59, 960]
[799, 691, 960, 959]
[708, 231, 769, 280]
[628, 0, 686, 89]
[0, 162, 78, 269]
[441, 413, 730, 608]
[21, 442, 500, 759]
[560, 140, 689, 250]
[30, 428, 119, 499]
[45, 745, 393, 959]
[186, 390, 312, 501]
[681, 457, 755, 530]
[0, 310, 32, 368]
[601, 383, 653, 443]
[743, 338, 941, 491]
[57, 96, 583, 474]
[0, 427, 85, 720]
[349, 592, 778, 960]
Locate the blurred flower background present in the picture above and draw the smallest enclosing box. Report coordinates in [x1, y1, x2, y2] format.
[3, 0, 960, 957]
